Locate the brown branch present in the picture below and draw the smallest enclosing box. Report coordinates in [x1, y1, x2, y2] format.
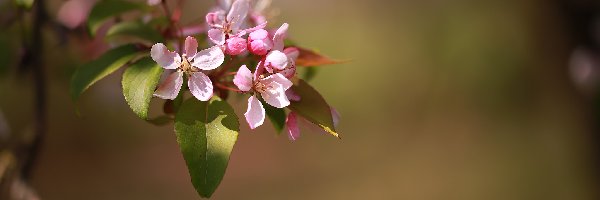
[20, 0, 48, 181]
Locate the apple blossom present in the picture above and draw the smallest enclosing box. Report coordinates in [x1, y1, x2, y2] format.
[206, 0, 267, 56]
[233, 63, 292, 129]
[206, 0, 266, 44]
[151, 36, 224, 101]
[264, 23, 298, 78]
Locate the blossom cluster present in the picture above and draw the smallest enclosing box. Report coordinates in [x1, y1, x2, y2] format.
[148, 0, 338, 140]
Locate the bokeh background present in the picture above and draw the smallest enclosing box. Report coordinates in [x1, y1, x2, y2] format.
[1, 0, 600, 199]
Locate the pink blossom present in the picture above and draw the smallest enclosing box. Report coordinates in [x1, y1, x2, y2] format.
[233, 63, 293, 129]
[264, 23, 298, 78]
[206, 0, 266, 44]
[215, 0, 270, 27]
[248, 29, 272, 55]
[225, 37, 247, 55]
[151, 36, 224, 101]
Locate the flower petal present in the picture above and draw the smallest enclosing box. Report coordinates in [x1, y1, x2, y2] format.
[184, 36, 198, 57]
[151, 43, 181, 69]
[265, 50, 288, 70]
[154, 71, 183, 99]
[286, 112, 300, 141]
[331, 107, 340, 128]
[249, 29, 269, 40]
[272, 23, 288, 51]
[253, 61, 266, 81]
[191, 46, 224, 70]
[244, 95, 265, 129]
[227, 0, 250, 32]
[217, 0, 233, 12]
[188, 72, 213, 101]
[263, 73, 292, 90]
[206, 11, 226, 27]
[261, 82, 290, 108]
[208, 28, 226, 45]
[237, 21, 268, 37]
[285, 89, 301, 101]
[233, 65, 253, 91]
[283, 47, 299, 60]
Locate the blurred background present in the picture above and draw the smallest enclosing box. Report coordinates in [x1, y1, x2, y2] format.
[1, 0, 600, 199]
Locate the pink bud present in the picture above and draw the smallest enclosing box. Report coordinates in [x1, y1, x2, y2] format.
[249, 29, 269, 40]
[248, 29, 272, 55]
[248, 39, 272, 55]
[225, 37, 247, 55]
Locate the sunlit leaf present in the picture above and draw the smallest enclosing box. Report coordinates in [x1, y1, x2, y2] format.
[288, 79, 339, 138]
[70, 44, 140, 102]
[294, 47, 344, 67]
[106, 21, 164, 43]
[87, 0, 144, 36]
[122, 57, 163, 119]
[174, 96, 239, 198]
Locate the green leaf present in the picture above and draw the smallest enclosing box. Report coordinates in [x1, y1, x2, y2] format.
[106, 21, 164, 43]
[262, 101, 286, 134]
[288, 79, 339, 138]
[122, 57, 163, 119]
[14, 0, 34, 10]
[172, 92, 184, 112]
[174, 97, 240, 198]
[70, 44, 139, 102]
[88, 0, 144, 36]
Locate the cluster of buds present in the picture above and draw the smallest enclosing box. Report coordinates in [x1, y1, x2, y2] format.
[149, 0, 338, 140]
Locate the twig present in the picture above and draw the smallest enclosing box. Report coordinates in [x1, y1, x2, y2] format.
[20, 0, 48, 181]
[215, 83, 243, 93]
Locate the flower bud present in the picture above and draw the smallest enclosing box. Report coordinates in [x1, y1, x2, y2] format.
[225, 37, 247, 55]
[248, 29, 272, 55]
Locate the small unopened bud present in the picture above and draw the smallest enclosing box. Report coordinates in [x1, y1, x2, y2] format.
[248, 29, 272, 55]
[225, 37, 247, 55]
